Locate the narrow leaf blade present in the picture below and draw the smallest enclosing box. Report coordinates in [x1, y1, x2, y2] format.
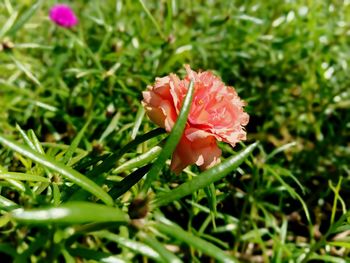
[11, 202, 128, 224]
[142, 80, 194, 193]
[0, 135, 113, 206]
[93, 231, 160, 260]
[154, 218, 238, 263]
[153, 142, 259, 207]
[8, 0, 43, 36]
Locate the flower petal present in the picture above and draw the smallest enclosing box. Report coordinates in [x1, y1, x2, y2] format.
[143, 65, 249, 174]
[49, 4, 78, 28]
[170, 128, 222, 174]
[142, 81, 178, 131]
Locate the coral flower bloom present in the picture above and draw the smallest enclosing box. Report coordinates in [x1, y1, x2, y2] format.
[142, 65, 249, 174]
[49, 4, 78, 28]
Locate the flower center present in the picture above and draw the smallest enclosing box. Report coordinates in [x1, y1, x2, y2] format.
[197, 99, 204, 105]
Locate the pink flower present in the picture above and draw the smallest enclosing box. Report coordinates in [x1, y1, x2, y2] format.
[142, 65, 249, 174]
[49, 4, 78, 28]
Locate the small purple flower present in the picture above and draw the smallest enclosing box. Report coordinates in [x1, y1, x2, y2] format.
[49, 4, 78, 28]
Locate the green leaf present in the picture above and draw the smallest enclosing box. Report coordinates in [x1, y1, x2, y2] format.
[137, 0, 166, 40]
[331, 224, 350, 234]
[73, 153, 108, 172]
[52, 183, 61, 206]
[68, 247, 127, 263]
[153, 142, 258, 207]
[28, 129, 45, 154]
[240, 228, 269, 241]
[0, 135, 113, 206]
[87, 128, 165, 178]
[11, 202, 128, 224]
[328, 241, 350, 249]
[61, 117, 91, 165]
[308, 254, 346, 263]
[68, 128, 165, 202]
[4, 179, 26, 192]
[0, 10, 18, 38]
[138, 232, 183, 263]
[154, 217, 238, 263]
[93, 231, 160, 260]
[329, 176, 346, 225]
[7, 0, 43, 36]
[204, 183, 217, 227]
[0, 243, 17, 258]
[265, 141, 297, 161]
[0, 172, 50, 182]
[16, 124, 36, 151]
[109, 164, 151, 199]
[61, 249, 76, 263]
[0, 195, 19, 210]
[99, 111, 121, 142]
[113, 146, 161, 174]
[130, 106, 145, 140]
[265, 165, 311, 224]
[10, 55, 41, 86]
[141, 80, 194, 194]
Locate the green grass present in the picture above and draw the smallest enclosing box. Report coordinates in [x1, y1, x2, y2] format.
[0, 0, 350, 262]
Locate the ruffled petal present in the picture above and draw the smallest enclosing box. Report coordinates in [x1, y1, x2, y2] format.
[142, 80, 178, 132]
[143, 65, 249, 174]
[170, 128, 221, 174]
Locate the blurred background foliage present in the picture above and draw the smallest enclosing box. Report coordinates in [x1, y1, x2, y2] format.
[0, 0, 350, 262]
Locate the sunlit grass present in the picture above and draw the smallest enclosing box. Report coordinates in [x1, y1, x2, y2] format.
[0, 0, 349, 262]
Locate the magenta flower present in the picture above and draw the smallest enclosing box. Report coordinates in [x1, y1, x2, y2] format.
[49, 4, 78, 28]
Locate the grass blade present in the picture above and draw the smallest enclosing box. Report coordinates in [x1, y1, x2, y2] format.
[99, 112, 121, 142]
[68, 128, 165, 201]
[266, 165, 311, 224]
[0, 195, 19, 210]
[138, 232, 183, 263]
[141, 80, 194, 194]
[61, 117, 91, 165]
[87, 128, 165, 178]
[10, 55, 41, 86]
[109, 164, 151, 199]
[307, 254, 346, 263]
[130, 106, 145, 139]
[10, 202, 128, 224]
[153, 142, 259, 207]
[329, 176, 345, 225]
[4, 178, 26, 192]
[16, 124, 36, 151]
[328, 241, 350, 249]
[68, 247, 126, 263]
[0, 11, 18, 38]
[93, 231, 160, 260]
[73, 153, 108, 172]
[137, 0, 166, 40]
[113, 146, 161, 174]
[0, 172, 49, 182]
[154, 217, 238, 263]
[28, 129, 45, 154]
[52, 183, 61, 206]
[7, 0, 43, 36]
[204, 183, 217, 227]
[0, 135, 114, 206]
